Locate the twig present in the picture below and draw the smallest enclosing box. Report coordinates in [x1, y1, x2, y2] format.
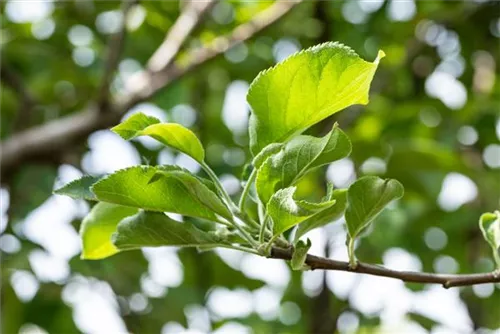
[1, 62, 37, 131]
[97, 0, 138, 111]
[147, 0, 215, 73]
[270, 247, 500, 288]
[0, 0, 302, 181]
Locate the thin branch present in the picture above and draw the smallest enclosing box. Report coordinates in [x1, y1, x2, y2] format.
[121, 0, 302, 109]
[96, 0, 137, 111]
[1, 62, 37, 131]
[0, 0, 302, 180]
[147, 0, 215, 73]
[270, 247, 500, 288]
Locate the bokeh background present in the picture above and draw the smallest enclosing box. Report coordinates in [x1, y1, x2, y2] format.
[1, 0, 500, 333]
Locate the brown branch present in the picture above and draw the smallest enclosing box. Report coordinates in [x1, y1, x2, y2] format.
[96, 0, 138, 111]
[146, 0, 215, 73]
[0, 0, 302, 181]
[270, 247, 500, 288]
[1, 62, 37, 131]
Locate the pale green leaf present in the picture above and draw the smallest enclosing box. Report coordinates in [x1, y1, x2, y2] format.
[479, 211, 500, 268]
[140, 123, 205, 163]
[54, 175, 101, 201]
[80, 202, 138, 260]
[256, 125, 351, 204]
[112, 112, 205, 163]
[111, 112, 160, 140]
[291, 238, 311, 271]
[267, 187, 336, 237]
[295, 188, 347, 241]
[253, 143, 284, 169]
[345, 176, 404, 239]
[91, 166, 232, 221]
[248, 42, 384, 155]
[113, 211, 223, 250]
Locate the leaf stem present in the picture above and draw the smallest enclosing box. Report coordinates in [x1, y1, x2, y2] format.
[200, 161, 238, 211]
[221, 243, 260, 255]
[238, 168, 257, 212]
[348, 238, 357, 269]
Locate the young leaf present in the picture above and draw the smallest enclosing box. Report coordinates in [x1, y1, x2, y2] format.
[111, 112, 160, 140]
[140, 123, 205, 163]
[252, 143, 284, 169]
[91, 166, 232, 221]
[345, 176, 404, 240]
[291, 238, 311, 271]
[256, 126, 351, 204]
[111, 112, 205, 163]
[294, 188, 347, 241]
[54, 175, 101, 201]
[112, 211, 223, 250]
[479, 211, 500, 268]
[80, 202, 138, 260]
[267, 187, 336, 238]
[247, 42, 384, 155]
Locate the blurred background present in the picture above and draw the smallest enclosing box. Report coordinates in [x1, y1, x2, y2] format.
[1, 0, 500, 333]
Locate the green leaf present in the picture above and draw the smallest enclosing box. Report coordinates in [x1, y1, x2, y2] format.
[54, 175, 101, 201]
[345, 176, 404, 239]
[112, 211, 223, 250]
[291, 238, 311, 271]
[80, 202, 138, 260]
[140, 123, 205, 163]
[267, 187, 336, 237]
[91, 166, 232, 221]
[256, 125, 351, 204]
[111, 112, 160, 140]
[252, 143, 284, 169]
[112, 112, 205, 163]
[248, 42, 384, 155]
[294, 187, 347, 241]
[479, 211, 500, 268]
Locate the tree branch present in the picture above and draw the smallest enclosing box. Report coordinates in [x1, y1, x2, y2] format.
[96, 0, 138, 111]
[1, 62, 37, 131]
[0, 0, 301, 181]
[270, 247, 500, 288]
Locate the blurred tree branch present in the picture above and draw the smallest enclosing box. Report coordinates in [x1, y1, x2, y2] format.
[1, 61, 37, 131]
[0, 0, 302, 182]
[270, 247, 500, 288]
[97, 0, 139, 111]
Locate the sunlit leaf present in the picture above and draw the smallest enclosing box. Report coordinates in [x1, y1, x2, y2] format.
[479, 211, 500, 268]
[267, 187, 336, 237]
[294, 187, 347, 241]
[111, 112, 160, 140]
[91, 166, 232, 221]
[345, 176, 404, 239]
[80, 202, 138, 260]
[256, 125, 351, 204]
[113, 211, 224, 250]
[54, 175, 101, 201]
[111, 112, 205, 163]
[248, 42, 384, 155]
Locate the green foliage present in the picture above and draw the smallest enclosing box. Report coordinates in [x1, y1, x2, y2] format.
[479, 211, 500, 269]
[247, 42, 384, 155]
[112, 112, 205, 163]
[80, 202, 138, 259]
[54, 175, 101, 201]
[294, 187, 347, 241]
[255, 125, 351, 204]
[91, 165, 232, 222]
[113, 211, 225, 250]
[267, 187, 336, 238]
[291, 239, 311, 271]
